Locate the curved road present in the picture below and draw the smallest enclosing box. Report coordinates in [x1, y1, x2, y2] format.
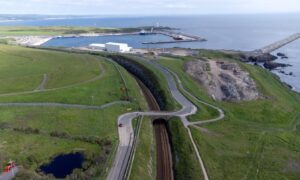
[107, 58, 225, 180]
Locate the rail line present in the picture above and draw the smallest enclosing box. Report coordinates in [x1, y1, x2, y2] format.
[135, 77, 173, 180]
[108, 57, 225, 180]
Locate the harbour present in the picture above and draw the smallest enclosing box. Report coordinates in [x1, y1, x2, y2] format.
[2, 15, 300, 92]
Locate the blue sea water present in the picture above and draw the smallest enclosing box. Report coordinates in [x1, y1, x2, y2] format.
[44, 34, 173, 48]
[1, 14, 299, 92]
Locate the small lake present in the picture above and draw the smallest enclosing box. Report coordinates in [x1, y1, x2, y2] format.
[40, 152, 84, 178]
[43, 34, 173, 48]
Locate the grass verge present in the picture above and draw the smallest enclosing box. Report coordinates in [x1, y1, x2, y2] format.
[160, 51, 300, 179]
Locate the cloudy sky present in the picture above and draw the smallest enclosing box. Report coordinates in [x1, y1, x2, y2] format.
[0, 0, 299, 15]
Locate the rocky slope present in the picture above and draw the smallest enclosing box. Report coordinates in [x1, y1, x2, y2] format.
[185, 60, 260, 101]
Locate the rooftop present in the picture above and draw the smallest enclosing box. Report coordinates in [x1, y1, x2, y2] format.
[106, 42, 129, 46]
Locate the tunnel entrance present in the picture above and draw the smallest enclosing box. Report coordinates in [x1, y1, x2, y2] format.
[134, 76, 173, 180]
[112, 56, 173, 180]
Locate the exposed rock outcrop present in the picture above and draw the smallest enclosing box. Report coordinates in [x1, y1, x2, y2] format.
[263, 61, 291, 70]
[277, 52, 286, 57]
[277, 52, 288, 59]
[243, 53, 278, 63]
[185, 60, 260, 102]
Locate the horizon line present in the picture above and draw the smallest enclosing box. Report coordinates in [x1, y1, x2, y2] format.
[1, 11, 300, 16]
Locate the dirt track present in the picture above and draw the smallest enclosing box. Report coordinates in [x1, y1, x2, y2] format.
[135, 77, 173, 180]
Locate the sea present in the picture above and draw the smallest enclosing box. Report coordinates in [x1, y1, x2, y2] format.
[0, 14, 299, 92]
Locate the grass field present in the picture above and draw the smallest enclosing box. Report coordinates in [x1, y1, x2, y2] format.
[167, 118, 203, 180]
[0, 45, 147, 109]
[0, 45, 147, 178]
[123, 55, 181, 111]
[0, 45, 100, 93]
[130, 117, 157, 180]
[0, 26, 121, 36]
[0, 106, 126, 138]
[0, 26, 158, 36]
[158, 52, 300, 179]
[157, 56, 220, 121]
[0, 129, 101, 169]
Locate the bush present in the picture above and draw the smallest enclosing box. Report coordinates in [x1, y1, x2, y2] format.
[13, 127, 40, 135]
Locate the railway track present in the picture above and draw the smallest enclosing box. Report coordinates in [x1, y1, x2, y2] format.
[135, 77, 173, 180]
[154, 119, 173, 180]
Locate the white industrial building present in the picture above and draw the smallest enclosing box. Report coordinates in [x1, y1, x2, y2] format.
[106, 42, 132, 52]
[89, 42, 132, 53]
[89, 43, 106, 50]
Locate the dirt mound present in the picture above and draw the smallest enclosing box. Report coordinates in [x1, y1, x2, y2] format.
[185, 60, 259, 101]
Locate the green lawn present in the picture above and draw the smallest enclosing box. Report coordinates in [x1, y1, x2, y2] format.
[157, 56, 220, 121]
[123, 55, 181, 111]
[0, 26, 171, 36]
[158, 51, 300, 179]
[0, 45, 100, 93]
[0, 45, 148, 178]
[0, 106, 128, 138]
[130, 117, 157, 180]
[0, 129, 101, 170]
[0, 26, 121, 36]
[167, 118, 203, 180]
[0, 45, 147, 109]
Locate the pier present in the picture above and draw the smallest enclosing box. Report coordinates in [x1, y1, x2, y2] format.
[142, 39, 201, 45]
[143, 30, 206, 44]
[256, 33, 300, 54]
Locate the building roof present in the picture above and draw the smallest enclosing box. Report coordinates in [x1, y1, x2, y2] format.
[106, 42, 128, 46]
[89, 43, 105, 47]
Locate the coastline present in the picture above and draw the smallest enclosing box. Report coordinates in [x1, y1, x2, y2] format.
[13, 36, 53, 46]
[7, 33, 300, 94]
[10, 32, 138, 46]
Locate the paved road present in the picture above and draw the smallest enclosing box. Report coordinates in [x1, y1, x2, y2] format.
[107, 59, 198, 180]
[107, 58, 225, 180]
[154, 61, 225, 180]
[166, 68, 225, 126]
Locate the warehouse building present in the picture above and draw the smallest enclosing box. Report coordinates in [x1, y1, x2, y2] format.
[89, 42, 132, 53]
[89, 43, 106, 50]
[105, 42, 132, 52]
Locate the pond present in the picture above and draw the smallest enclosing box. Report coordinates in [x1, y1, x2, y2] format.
[40, 152, 85, 178]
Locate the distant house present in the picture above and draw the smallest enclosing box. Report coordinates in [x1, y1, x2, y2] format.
[89, 42, 132, 53]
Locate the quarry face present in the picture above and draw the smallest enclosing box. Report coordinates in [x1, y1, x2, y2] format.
[185, 59, 260, 101]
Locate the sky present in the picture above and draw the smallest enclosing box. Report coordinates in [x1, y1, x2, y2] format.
[0, 0, 299, 15]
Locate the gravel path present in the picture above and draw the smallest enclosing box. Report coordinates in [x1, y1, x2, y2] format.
[0, 101, 129, 110]
[35, 74, 48, 91]
[0, 61, 105, 97]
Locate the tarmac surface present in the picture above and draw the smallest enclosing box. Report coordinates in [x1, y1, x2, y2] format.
[107, 59, 197, 180]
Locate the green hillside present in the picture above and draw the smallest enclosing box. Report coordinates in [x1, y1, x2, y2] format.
[0, 45, 147, 178]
